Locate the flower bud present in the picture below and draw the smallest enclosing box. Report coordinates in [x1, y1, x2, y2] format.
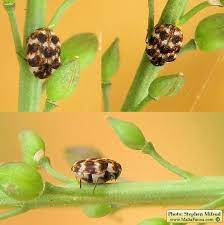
[0, 162, 44, 201]
[107, 117, 146, 150]
[102, 38, 120, 83]
[195, 13, 224, 51]
[83, 204, 112, 218]
[46, 59, 80, 102]
[61, 33, 98, 70]
[208, 0, 224, 6]
[148, 74, 184, 99]
[19, 129, 45, 168]
[138, 218, 169, 225]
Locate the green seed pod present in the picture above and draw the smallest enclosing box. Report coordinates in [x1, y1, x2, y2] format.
[19, 129, 45, 168]
[46, 59, 80, 102]
[61, 33, 98, 70]
[83, 204, 112, 218]
[102, 38, 120, 83]
[148, 74, 184, 99]
[195, 13, 224, 52]
[0, 162, 44, 201]
[207, 0, 224, 6]
[138, 218, 169, 225]
[108, 117, 146, 150]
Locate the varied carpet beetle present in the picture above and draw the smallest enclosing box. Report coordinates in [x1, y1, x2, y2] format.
[145, 24, 183, 66]
[26, 28, 61, 79]
[71, 158, 122, 191]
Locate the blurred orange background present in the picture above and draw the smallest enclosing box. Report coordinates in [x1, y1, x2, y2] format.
[1, 113, 224, 225]
[101, 0, 224, 111]
[0, 0, 101, 112]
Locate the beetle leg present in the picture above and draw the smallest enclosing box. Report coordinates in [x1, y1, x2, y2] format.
[79, 179, 82, 189]
[93, 178, 99, 194]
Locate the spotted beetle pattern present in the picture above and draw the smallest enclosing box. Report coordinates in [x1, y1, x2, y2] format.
[146, 24, 183, 66]
[26, 28, 61, 79]
[71, 158, 122, 184]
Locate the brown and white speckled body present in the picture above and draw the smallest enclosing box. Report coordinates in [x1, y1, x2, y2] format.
[146, 24, 183, 66]
[71, 158, 122, 184]
[26, 28, 61, 79]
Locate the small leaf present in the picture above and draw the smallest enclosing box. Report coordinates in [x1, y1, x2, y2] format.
[65, 146, 103, 165]
[102, 38, 120, 83]
[0, 162, 44, 201]
[138, 218, 169, 225]
[46, 59, 80, 102]
[18, 129, 45, 168]
[148, 73, 185, 99]
[61, 33, 98, 70]
[195, 13, 224, 51]
[107, 117, 146, 150]
[84, 204, 112, 218]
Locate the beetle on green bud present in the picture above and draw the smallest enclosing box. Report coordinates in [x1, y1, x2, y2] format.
[61, 33, 98, 70]
[195, 13, 224, 52]
[0, 162, 44, 201]
[107, 117, 146, 150]
[148, 74, 185, 100]
[138, 218, 169, 225]
[83, 204, 112, 218]
[19, 129, 45, 168]
[46, 58, 80, 102]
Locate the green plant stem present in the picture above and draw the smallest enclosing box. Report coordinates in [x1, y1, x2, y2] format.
[143, 142, 193, 179]
[201, 195, 224, 209]
[178, 1, 210, 25]
[0, 206, 29, 220]
[43, 100, 57, 112]
[18, 0, 47, 112]
[133, 95, 154, 111]
[121, 0, 189, 112]
[148, 0, 154, 36]
[180, 39, 197, 55]
[48, 0, 78, 29]
[40, 157, 75, 184]
[1, 177, 224, 212]
[102, 82, 111, 112]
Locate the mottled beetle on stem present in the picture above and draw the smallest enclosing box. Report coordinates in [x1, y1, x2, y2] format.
[26, 28, 61, 79]
[146, 24, 183, 66]
[71, 158, 122, 192]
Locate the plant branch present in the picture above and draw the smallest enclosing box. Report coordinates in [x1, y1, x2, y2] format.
[0, 205, 29, 220]
[102, 82, 111, 112]
[147, 0, 154, 37]
[178, 1, 210, 25]
[121, 0, 189, 111]
[1, 177, 224, 213]
[143, 142, 193, 179]
[40, 157, 76, 184]
[18, 0, 47, 112]
[180, 39, 197, 55]
[48, 0, 78, 29]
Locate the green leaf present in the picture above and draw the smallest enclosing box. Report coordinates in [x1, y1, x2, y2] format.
[61, 33, 98, 70]
[0, 162, 44, 201]
[65, 146, 103, 165]
[195, 13, 224, 51]
[148, 73, 185, 99]
[84, 204, 112, 218]
[102, 38, 120, 83]
[138, 218, 169, 225]
[107, 117, 146, 150]
[18, 129, 45, 168]
[207, 0, 224, 6]
[46, 59, 80, 102]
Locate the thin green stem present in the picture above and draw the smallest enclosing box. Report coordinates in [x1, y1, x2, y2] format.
[148, 0, 154, 36]
[178, 1, 210, 25]
[40, 157, 76, 184]
[102, 82, 111, 112]
[3, 3, 23, 55]
[1, 177, 224, 210]
[201, 196, 224, 209]
[0, 206, 28, 220]
[143, 142, 193, 179]
[180, 39, 197, 55]
[48, 0, 78, 29]
[18, 0, 47, 112]
[132, 95, 154, 112]
[121, 0, 189, 111]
